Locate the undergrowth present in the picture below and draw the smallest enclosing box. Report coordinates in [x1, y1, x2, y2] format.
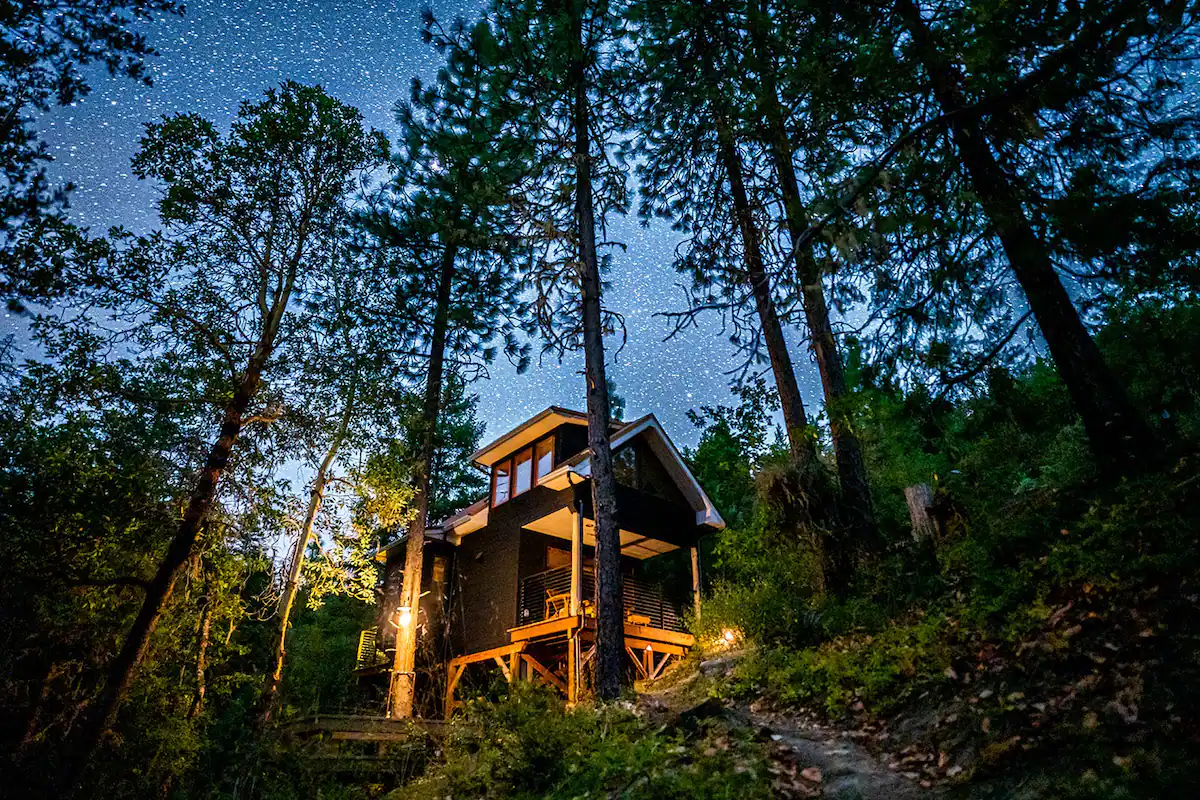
[392, 684, 771, 799]
[685, 303, 1200, 798]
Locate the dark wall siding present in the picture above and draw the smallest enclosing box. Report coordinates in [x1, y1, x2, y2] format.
[450, 483, 577, 652]
[377, 538, 456, 659]
[556, 423, 590, 464]
[448, 520, 519, 653]
[386, 428, 707, 658]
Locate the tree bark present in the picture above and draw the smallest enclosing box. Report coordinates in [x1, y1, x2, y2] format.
[187, 589, 212, 721]
[904, 483, 937, 542]
[747, 2, 879, 586]
[713, 113, 814, 464]
[570, 0, 624, 702]
[260, 375, 358, 724]
[894, 0, 1158, 475]
[67, 346, 271, 779]
[388, 243, 458, 719]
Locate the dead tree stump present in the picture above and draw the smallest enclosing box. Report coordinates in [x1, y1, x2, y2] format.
[905, 483, 938, 542]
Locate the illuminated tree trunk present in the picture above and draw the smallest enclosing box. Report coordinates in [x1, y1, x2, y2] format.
[570, 0, 624, 701]
[389, 243, 457, 719]
[68, 337, 276, 779]
[187, 587, 212, 721]
[260, 376, 357, 724]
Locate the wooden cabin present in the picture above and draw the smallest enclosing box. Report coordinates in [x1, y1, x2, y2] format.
[363, 407, 725, 716]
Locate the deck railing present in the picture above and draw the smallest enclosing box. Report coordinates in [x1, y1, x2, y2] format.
[517, 566, 683, 631]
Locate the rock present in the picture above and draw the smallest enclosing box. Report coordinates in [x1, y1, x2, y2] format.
[677, 697, 732, 735]
[698, 653, 741, 676]
[801, 766, 823, 783]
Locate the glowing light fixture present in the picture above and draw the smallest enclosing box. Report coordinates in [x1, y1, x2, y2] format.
[397, 606, 413, 628]
[722, 629, 736, 644]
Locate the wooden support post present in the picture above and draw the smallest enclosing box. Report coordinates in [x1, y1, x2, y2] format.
[690, 545, 702, 621]
[567, 506, 585, 704]
[567, 635, 579, 703]
[570, 508, 584, 616]
[445, 662, 465, 719]
[510, 650, 522, 684]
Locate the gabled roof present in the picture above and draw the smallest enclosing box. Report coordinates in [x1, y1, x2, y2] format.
[444, 409, 725, 543]
[469, 406, 597, 468]
[539, 413, 725, 530]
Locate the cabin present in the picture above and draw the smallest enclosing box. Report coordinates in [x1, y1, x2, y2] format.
[361, 407, 725, 716]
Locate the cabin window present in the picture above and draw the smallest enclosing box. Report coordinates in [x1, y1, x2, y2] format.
[535, 436, 555, 481]
[493, 459, 511, 505]
[514, 447, 533, 495]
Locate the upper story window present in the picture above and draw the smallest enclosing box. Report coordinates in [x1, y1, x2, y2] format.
[492, 432, 557, 506]
[514, 447, 533, 495]
[493, 460, 511, 505]
[536, 437, 555, 481]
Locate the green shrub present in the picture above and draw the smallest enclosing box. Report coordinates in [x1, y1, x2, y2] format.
[724, 611, 957, 715]
[394, 684, 770, 799]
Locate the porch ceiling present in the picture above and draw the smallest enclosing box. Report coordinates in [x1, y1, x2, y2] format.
[521, 506, 678, 560]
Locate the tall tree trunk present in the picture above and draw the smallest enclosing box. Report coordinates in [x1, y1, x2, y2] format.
[894, 0, 1158, 475]
[713, 113, 814, 463]
[187, 588, 212, 721]
[747, 3, 879, 586]
[63, 261, 296, 787]
[260, 376, 358, 724]
[388, 243, 457, 719]
[66, 346, 273, 781]
[571, 0, 624, 702]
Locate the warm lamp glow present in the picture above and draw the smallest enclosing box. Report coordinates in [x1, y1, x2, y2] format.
[397, 606, 413, 627]
[722, 629, 736, 644]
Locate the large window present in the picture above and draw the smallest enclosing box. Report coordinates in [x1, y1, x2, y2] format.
[491, 433, 557, 506]
[493, 460, 511, 505]
[514, 447, 533, 495]
[536, 437, 555, 481]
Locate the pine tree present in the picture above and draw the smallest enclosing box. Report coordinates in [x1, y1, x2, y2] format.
[363, 16, 532, 717]
[882, 0, 1179, 473]
[626, 0, 816, 467]
[488, 0, 632, 699]
[733, 0, 882, 581]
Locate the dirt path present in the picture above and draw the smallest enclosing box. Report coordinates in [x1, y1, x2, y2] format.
[640, 657, 938, 799]
[749, 705, 932, 799]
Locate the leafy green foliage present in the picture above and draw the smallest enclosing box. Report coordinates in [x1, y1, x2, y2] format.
[396, 685, 770, 799]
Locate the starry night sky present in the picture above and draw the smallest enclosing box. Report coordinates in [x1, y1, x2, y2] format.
[28, 0, 821, 447]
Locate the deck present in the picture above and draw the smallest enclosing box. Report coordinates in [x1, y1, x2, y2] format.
[443, 611, 693, 717]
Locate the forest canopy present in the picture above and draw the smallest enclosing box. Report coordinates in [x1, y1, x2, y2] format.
[1, 0, 1198, 797]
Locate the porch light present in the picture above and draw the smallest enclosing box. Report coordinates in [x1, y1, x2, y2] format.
[397, 606, 413, 628]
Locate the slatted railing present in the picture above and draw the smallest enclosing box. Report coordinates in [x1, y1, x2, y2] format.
[356, 628, 380, 670]
[517, 566, 683, 631]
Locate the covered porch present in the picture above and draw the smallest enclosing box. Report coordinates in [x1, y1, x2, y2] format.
[444, 502, 702, 716]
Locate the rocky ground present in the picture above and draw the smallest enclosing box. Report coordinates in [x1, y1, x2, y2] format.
[638, 655, 938, 799]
